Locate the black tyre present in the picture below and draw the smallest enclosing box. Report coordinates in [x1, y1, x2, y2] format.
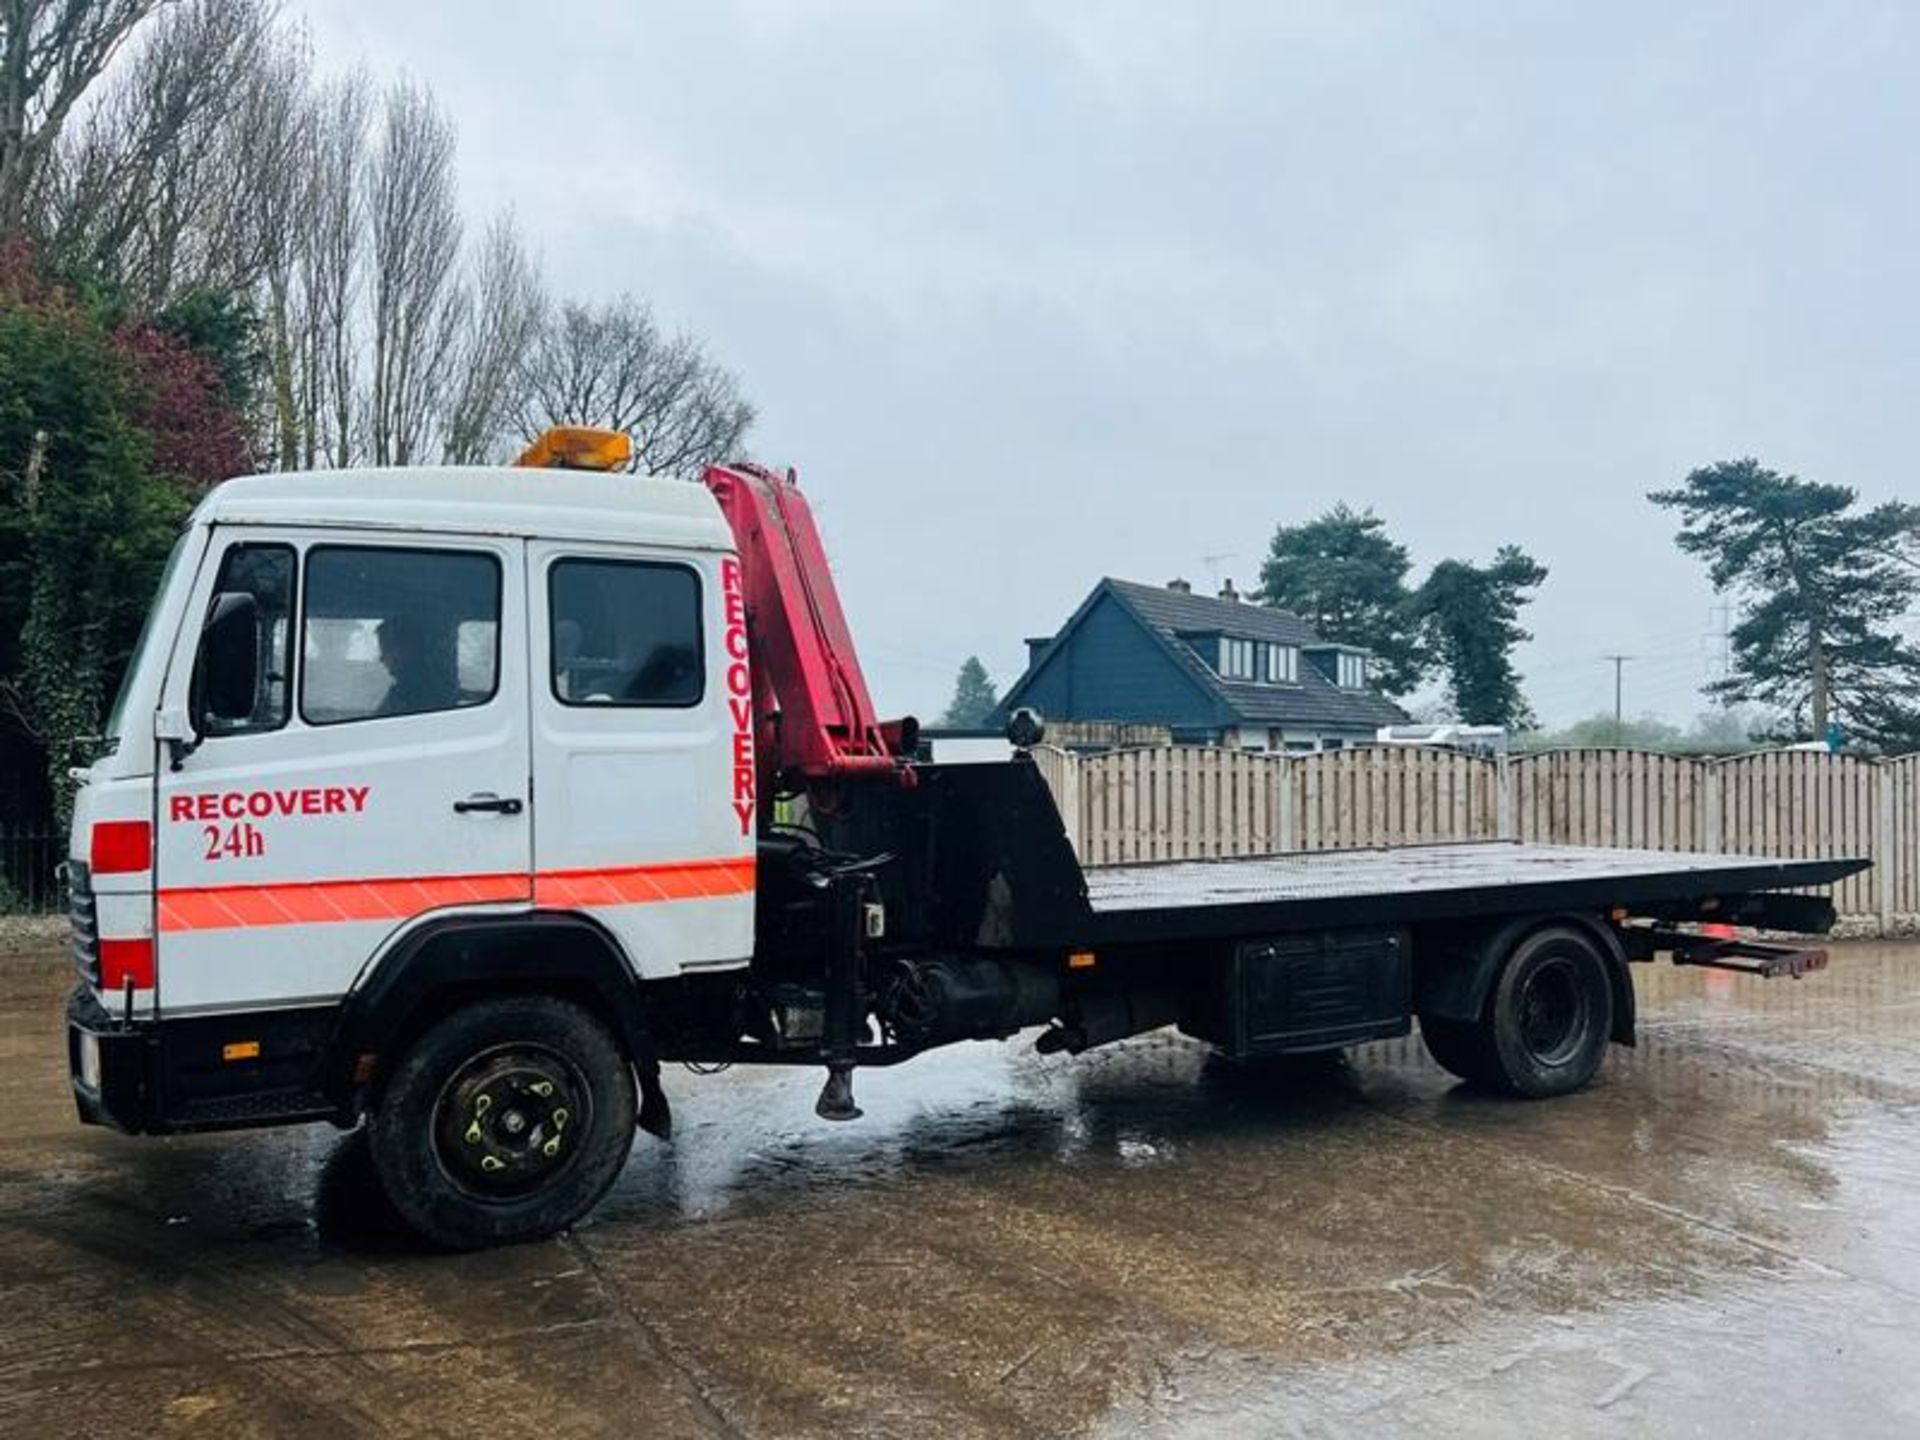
[1418, 1014, 1496, 1085]
[369, 995, 636, 1249]
[1483, 925, 1614, 1098]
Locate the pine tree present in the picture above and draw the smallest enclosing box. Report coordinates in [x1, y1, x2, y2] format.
[1256, 504, 1426, 696]
[938, 656, 999, 728]
[1649, 459, 1920, 749]
[1414, 546, 1547, 729]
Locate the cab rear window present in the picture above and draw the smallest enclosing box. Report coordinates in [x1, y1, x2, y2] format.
[549, 559, 703, 707]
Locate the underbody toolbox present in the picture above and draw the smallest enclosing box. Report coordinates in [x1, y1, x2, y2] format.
[1185, 928, 1411, 1058]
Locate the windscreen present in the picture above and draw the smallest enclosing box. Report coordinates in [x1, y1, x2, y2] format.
[103, 532, 191, 744]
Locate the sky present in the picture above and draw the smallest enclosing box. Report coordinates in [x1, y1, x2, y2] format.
[304, 0, 1919, 727]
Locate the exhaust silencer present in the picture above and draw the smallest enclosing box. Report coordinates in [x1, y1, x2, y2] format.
[880, 957, 1060, 1047]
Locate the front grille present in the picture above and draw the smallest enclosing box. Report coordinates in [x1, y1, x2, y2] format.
[69, 860, 99, 985]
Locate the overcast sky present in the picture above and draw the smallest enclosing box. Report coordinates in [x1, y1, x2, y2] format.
[306, 1, 1918, 727]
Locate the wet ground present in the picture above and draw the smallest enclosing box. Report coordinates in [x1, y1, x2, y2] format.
[4, 944, 1920, 1438]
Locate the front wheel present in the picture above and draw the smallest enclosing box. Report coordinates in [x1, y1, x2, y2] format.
[369, 995, 636, 1249]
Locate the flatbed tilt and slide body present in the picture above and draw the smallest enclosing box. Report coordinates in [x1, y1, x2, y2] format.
[62, 430, 1871, 1247]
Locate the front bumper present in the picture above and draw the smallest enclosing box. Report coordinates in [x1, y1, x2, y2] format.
[67, 985, 157, 1133]
[68, 986, 345, 1135]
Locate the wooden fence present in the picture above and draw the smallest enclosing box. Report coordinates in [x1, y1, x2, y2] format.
[1033, 746, 1920, 936]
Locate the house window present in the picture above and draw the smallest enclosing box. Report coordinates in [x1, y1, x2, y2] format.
[1337, 652, 1368, 688]
[1217, 637, 1255, 679]
[1265, 644, 1298, 684]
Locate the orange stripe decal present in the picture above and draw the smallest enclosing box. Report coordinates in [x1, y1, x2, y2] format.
[533, 857, 757, 909]
[156, 858, 753, 933]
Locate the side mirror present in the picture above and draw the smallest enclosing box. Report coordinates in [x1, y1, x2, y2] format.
[197, 592, 261, 728]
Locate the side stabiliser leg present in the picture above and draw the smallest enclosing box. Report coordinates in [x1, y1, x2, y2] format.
[815, 869, 872, 1121]
[816, 1065, 860, 1122]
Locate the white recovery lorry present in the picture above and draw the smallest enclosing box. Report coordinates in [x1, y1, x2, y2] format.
[66, 429, 1865, 1247]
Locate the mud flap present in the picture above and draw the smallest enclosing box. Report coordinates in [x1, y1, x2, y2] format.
[637, 1057, 672, 1139]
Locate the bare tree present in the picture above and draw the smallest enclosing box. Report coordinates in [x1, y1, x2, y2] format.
[633, 354, 754, 478]
[32, 0, 277, 302]
[12, 8, 753, 483]
[440, 213, 545, 464]
[220, 15, 310, 463]
[0, 0, 165, 234]
[516, 294, 754, 478]
[294, 71, 369, 468]
[364, 78, 462, 466]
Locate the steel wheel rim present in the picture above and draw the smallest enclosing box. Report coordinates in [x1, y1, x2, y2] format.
[431, 1043, 593, 1202]
[1516, 955, 1589, 1067]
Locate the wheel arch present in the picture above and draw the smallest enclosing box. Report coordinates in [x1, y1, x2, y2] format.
[329, 910, 668, 1124]
[1413, 910, 1635, 1047]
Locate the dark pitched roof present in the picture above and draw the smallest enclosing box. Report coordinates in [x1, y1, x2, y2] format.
[1105, 578, 1320, 647]
[1210, 674, 1406, 728]
[1007, 577, 1407, 733]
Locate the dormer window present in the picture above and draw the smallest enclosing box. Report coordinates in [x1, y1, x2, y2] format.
[1207, 636, 1298, 684]
[1337, 652, 1368, 688]
[1218, 637, 1255, 679]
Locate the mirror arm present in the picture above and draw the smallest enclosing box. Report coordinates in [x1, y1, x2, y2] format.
[154, 707, 201, 773]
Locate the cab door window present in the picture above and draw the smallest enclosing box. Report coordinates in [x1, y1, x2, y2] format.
[548, 559, 703, 707]
[301, 547, 501, 725]
[192, 544, 294, 736]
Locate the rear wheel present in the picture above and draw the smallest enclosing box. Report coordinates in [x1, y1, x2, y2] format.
[1487, 926, 1614, 1097]
[1423, 925, 1615, 1098]
[369, 995, 636, 1249]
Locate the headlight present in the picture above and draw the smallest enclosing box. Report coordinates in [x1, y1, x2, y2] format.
[78, 1032, 101, 1091]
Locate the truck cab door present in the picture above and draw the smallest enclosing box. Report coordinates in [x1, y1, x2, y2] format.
[528, 541, 754, 979]
[154, 532, 532, 1014]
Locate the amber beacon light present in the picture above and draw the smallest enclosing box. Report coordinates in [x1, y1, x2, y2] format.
[513, 425, 633, 472]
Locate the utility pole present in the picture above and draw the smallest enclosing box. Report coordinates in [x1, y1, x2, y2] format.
[1706, 604, 1731, 687]
[1604, 654, 1631, 744]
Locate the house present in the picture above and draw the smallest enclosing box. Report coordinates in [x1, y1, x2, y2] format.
[992, 577, 1407, 752]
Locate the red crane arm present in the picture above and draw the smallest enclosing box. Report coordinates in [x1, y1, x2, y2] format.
[702, 461, 915, 803]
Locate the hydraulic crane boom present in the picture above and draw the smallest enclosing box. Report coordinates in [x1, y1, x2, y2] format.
[701, 460, 914, 810]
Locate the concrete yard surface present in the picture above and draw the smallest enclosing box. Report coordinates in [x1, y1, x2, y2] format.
[3, 942, 1920, 1437]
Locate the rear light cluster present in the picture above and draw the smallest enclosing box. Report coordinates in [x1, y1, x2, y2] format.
[100, 938, 155, 991]
[90, 820, 151, 875]
[71, 820, 158, 993]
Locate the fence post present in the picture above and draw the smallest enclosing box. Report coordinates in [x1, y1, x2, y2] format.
[1033, 747, 1081, 858]
[1879, 761, 1896, 939]
[1496, 753, 1514, 840]
[1702, 760, 1722, 854]
[1275, 757, 1296, 852]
